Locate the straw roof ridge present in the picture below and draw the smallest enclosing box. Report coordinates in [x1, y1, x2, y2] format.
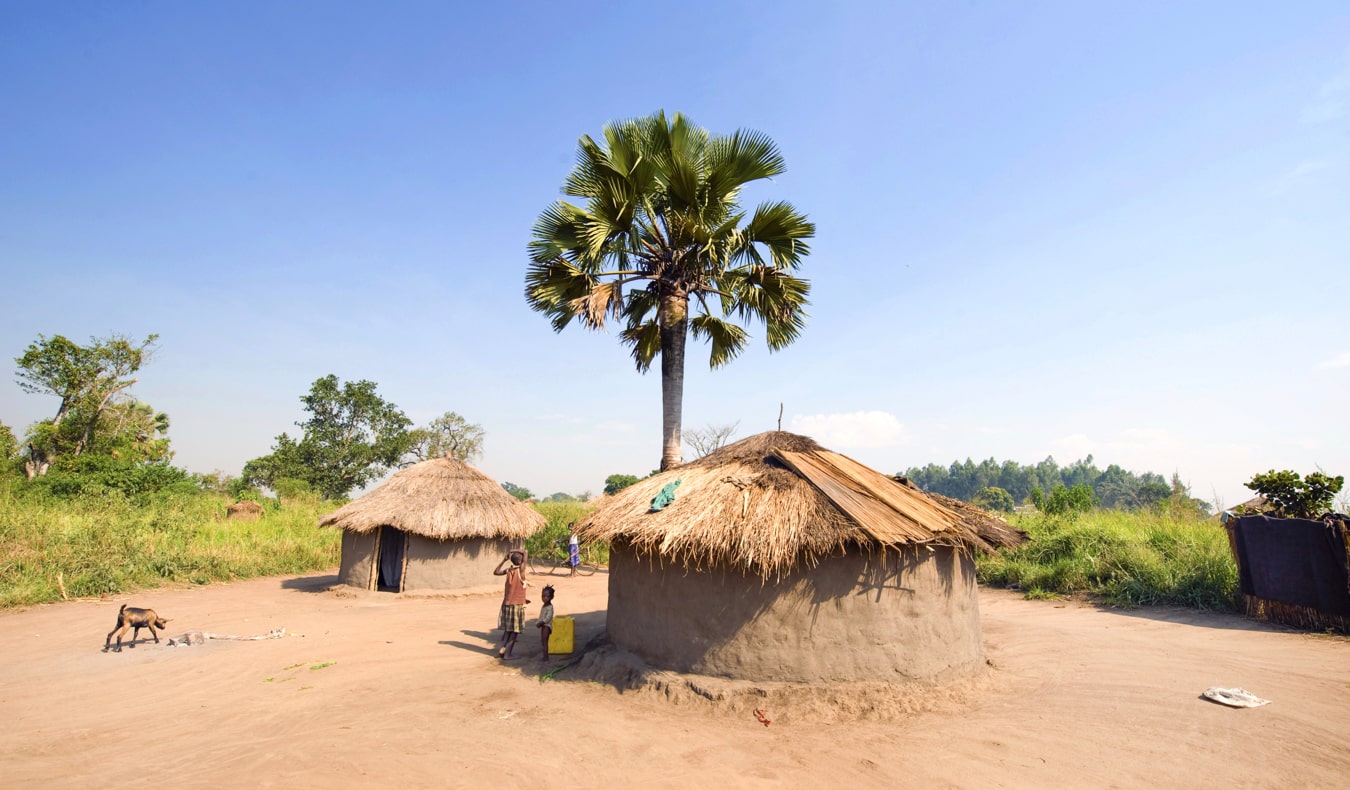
[577, 431, 1019, 578]
[319, 457, 545, 540]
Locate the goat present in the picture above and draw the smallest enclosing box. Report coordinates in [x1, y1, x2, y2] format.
[103, 604, 169, 652]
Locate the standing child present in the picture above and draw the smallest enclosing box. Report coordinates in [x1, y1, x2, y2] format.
[536, 585, 555, 664]
[567, 522, 581, 577]
[493, 550, 528, 660]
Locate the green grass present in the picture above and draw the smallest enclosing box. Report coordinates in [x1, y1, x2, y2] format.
[0, 485, 338, 608]
[977, 509, 1240, 610]
[526, 500, 607, 567]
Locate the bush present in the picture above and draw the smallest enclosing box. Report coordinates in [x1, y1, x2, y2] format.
[24, 456, 196, 500]
[1244, 469, 1343, 518]
[526, 500, 606, 566]
[977, 509, 1239, 610]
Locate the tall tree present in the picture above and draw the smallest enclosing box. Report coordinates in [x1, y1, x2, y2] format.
[526, 111, 815, 471]
[243, 375, 411, 499]
[14, 333, 159, 477]
[402, 411, 485, 464]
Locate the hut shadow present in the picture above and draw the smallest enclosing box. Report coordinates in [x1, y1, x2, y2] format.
[1084, 600, 1296, 634]
[280, 574, 340, 593]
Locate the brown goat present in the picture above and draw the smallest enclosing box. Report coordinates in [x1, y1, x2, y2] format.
[103, 604, 169, 652]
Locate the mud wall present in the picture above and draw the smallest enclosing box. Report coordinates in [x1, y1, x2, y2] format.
[338, 530, 378, 589]
[606, 542, 984, 683]
[404, 536, 514, 592]
[338, 531, 514, 592]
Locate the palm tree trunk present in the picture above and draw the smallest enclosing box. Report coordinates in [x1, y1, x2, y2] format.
[658, 294, 688, 471]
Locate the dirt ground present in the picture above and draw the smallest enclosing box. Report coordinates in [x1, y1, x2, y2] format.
[2, 570, 1347, 788]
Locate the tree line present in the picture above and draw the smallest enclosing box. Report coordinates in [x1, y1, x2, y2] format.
[901, 455, 1211, 514]
[3, 333, 487, 501]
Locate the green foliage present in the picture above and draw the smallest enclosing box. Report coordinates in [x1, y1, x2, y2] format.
[1244, 469, 1344, 519]
[904, 455, 1203, 513]
[604, 474, 640, 496]
[271, 478, 314, 501]
[13, 333, 161, 475]
[978, 510, 1239, 610]
[0, 421, 18, 479]
[243, 375, 412, 499]
[0, 488, 339, 607]
[501, 482, 532, 501]
[526, 110, 815, 471]
[403, 411, 485, 464]
[24, 455, 195, 500]
[971, 486, 1014, 513]
[542, 492, 581, 503]
[1030, 483, 1096, 518]
[525, 500, 606, 567]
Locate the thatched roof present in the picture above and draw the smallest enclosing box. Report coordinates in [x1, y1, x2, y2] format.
[319, 457, 545, 541]
[892, 478, 1030, 548]
[576, 431, 1025, 578]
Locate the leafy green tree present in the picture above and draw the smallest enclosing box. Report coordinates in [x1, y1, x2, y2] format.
[1245, 469, 1344, 519]
[0, 420, 19, 478]
[1030, 483, 1096, 518]
[972, 486, 1015, 513]
[604, 473, 640, 495]
[14, 333, 158, 477]
[501, 482, 532, 501]
[242, 375, 411, 499]
[526, 110, 815, 471]
[403, 411, 485, 464]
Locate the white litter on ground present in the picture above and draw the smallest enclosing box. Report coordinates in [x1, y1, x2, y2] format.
[1202, 687, 1270, 708]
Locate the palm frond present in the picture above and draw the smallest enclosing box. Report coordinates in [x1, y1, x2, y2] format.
[619, 320, 661, 373]
[689, 314, 750, 368]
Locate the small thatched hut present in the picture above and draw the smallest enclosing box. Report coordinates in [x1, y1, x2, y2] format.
[577, 432, 1026, 684]
[320, 457, 544, 593]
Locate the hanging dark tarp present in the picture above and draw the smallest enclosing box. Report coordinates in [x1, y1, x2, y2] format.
[1226, 514, 1350, 628]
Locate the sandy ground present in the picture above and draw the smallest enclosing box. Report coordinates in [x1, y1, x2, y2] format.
[1, 571, 1348, 789]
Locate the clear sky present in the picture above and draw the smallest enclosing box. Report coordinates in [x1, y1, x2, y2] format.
[2, 1, 1347, 508]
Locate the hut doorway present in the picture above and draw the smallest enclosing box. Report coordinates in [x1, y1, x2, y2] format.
[376, 526, 407, 592]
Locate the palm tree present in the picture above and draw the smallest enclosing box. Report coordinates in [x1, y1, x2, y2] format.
[526, 111, 815, 471]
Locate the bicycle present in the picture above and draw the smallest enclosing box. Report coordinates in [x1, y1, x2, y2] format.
[528, 538, 597, 577]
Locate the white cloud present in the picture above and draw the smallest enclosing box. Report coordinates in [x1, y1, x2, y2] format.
[789, 410, 905, 448]
[1320, 352, 1350, 369]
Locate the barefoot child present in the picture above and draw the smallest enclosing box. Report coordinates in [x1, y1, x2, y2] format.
[493, 550, 528, 660]
[536, 585, 555, 664]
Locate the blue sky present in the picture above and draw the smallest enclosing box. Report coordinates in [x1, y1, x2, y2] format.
[2, 1, 1347, 507]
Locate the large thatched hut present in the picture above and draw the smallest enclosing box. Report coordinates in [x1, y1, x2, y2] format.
[320, 457, 544, 593]
[577, 432, 1026, 683]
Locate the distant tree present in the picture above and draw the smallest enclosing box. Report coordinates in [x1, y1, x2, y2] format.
[501, 482, 533, 501]
[1245, 469, 1344, 519]
[684, 421, 739, 459]
[1030, 483, 1096, 518]
[0, 420, 18, 477]
[14, 333, 159, 477]
[526, 111, 816, 472]
[543, 491, 578, 503]
[1159, 473, 1211, 518]
[403, 411, 485, 464]
[242, 375, 411, 499]
[972, 486, 1014, 513]
[604, 473, 640, 495]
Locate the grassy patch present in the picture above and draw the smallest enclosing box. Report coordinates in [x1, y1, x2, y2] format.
[526, 501, 607, 567]
[977, 509, 1240, 610]
[0, 485, 339, 608]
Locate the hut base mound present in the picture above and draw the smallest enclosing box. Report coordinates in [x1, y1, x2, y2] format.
[565, 637, 996, 723]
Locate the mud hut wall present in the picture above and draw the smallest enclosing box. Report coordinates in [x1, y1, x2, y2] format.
[403, 536, 514, 592]
[606, 542, 984, 683]
[338, 530, 378, 589]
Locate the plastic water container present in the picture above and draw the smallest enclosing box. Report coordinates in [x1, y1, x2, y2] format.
[548, 615, 574, 654]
